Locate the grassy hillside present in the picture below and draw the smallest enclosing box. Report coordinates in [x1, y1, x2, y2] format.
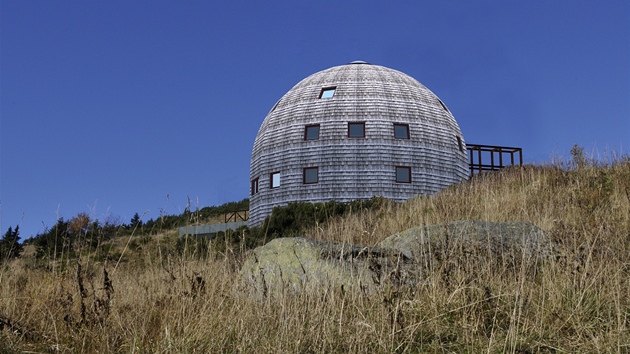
[1, 159, 629, 352]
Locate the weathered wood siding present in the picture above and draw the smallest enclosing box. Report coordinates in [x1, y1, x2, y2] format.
[249, 62, 469, 226]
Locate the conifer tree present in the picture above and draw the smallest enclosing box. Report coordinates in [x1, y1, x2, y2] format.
[0, 225, 23, 261]
[130, 212, 143, 229]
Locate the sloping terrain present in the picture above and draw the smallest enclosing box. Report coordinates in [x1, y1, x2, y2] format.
[1, 160, 628, 352]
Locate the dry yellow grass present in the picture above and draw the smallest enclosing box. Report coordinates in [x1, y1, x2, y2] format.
[1, 160, 629, 352]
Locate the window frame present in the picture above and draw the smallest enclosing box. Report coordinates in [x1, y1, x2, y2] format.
[303, 166, 319, 184]
[304, 124, 320, 141]
[251, 177, 259, 195]
[348, 122, 366, 138]
[270, 172, 281, 189]
[393, 123, 410, 139]
[395, 166, 412, 184]
[319, 86, 337, 99]
[456, 136, 464, 153]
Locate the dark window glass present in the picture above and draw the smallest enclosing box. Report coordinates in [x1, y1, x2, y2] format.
[304, 125, 320, 140]
[395, 166, 411, 183]
[303, 167, 318, 184]
[270, 172, 281, 188]
[456, 136, 464, 152]
[348, 122, 365, 138]
[319, 87, 336, 99]
[394, 124, 410, 139]
[251, 178, 259, 195]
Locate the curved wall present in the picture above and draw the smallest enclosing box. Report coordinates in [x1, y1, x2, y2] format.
[249, 62, 468, 226]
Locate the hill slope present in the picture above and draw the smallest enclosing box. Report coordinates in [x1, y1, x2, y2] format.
[1, 160, 629, 352]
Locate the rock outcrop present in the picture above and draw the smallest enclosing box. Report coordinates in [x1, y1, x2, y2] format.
[239, 221, 552, 298]
[378, 220, 552, 262]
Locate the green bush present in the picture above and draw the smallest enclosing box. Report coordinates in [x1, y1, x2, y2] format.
[247, 197, 392, 245]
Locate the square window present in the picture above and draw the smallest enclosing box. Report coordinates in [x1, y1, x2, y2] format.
[395, 166, 411, 183]
[251, 178, 259, 195]
[303, 167, 318, 184]
[348, 122, 365, 138]
[270, 172, 281, 188]
[394, 124, 410, 139]
[304, 124, 320, 140]
[319, 87, 336, 99]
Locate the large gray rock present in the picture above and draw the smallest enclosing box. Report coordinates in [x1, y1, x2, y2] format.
[239, 221, 552, 298]
[378, 220, 554, 282]
[378, 220, 553, 262]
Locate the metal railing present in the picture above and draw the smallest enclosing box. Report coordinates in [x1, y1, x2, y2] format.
[467, 144, 523, 174]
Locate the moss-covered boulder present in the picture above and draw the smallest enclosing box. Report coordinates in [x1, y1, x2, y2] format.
[238, 237, 411, 298]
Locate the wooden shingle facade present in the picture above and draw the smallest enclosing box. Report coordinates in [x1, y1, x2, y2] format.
[249, 62, 469, 226]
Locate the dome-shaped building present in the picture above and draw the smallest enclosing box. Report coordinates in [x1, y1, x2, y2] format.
[249, 61, 468, 226]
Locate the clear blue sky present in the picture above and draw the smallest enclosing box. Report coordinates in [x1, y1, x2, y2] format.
[1, 1, 629, 238]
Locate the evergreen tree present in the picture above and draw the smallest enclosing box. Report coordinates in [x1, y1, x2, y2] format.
[130, 212, 143, 229]
[0, 225, 23, 261]
[33, 218, 70, 259]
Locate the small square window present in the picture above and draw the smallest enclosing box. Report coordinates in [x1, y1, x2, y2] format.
[304, 124, 320, 140]
[251, 178, 259, 195]
[348, 122, 365, 138]
[270, 172, 281, 188]
[395, 166, 411, 183]
[303, 167, 318, 184]
[394, 124, 410, 139]
[319, 87, 336, 99]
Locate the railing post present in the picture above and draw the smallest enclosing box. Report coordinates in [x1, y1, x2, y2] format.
[477, 147, 482, 173]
